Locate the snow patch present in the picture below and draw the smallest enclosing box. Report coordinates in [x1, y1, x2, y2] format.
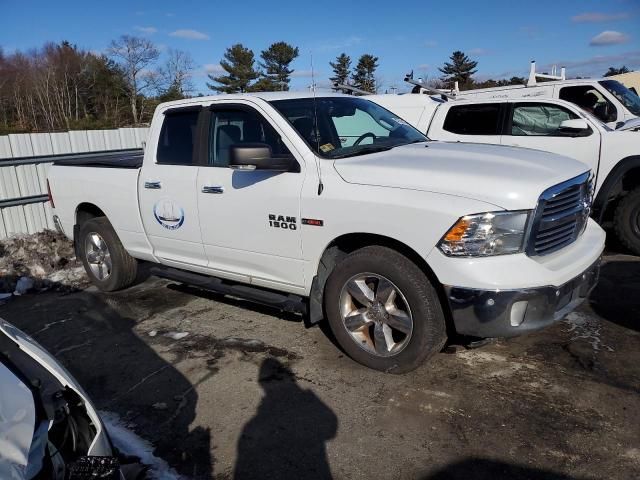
[564, 312, 614, 352]
[164, 331, 189, 340]
[100, 411, 183, 480]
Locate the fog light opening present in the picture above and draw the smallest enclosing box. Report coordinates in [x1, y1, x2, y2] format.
[510, 300, 528, 327]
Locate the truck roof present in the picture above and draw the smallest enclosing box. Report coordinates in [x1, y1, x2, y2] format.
[157, 91, 349, 110]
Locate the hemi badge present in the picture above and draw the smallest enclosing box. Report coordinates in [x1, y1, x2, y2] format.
[302, 218, 324, 227]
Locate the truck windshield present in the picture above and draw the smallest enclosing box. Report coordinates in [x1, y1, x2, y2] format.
[599, 80, 640, 116]
[270, 97, 428, 159]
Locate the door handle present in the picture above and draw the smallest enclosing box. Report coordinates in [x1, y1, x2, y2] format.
[144, 181, 162, 189]
[202, 185, 224, 194]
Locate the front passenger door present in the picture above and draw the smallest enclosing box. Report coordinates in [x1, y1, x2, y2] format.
[197, 103, 306, 291]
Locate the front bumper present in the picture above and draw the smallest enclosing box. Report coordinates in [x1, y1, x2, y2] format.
[444, 259, 601, 338]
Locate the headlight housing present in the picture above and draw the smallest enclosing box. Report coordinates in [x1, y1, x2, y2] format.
[439, 211, 530, 257]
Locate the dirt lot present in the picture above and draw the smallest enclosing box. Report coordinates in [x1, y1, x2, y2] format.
[1, 253, 639, 480]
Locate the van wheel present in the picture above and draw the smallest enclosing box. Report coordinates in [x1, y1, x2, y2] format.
[78, 217, 138, 291]
[614, 187, 640, 256]
[324, 246, 446, 373]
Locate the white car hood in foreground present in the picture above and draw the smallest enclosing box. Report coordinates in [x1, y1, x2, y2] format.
[333, 142, 590, 210]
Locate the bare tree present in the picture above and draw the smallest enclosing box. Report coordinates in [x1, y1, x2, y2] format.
[108, 35, 159, 124]
[159, 49, 195, 97]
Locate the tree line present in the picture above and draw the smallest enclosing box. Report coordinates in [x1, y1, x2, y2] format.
[0, 36, 633, 134]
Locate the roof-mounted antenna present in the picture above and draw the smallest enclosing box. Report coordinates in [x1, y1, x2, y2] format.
[311, 53, 323, 195]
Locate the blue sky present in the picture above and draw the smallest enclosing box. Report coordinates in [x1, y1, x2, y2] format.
[2, 0, 639, 94]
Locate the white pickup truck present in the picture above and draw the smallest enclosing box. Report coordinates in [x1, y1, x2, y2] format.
[47, 93, 604, 372]
[370, 93, 640, 255]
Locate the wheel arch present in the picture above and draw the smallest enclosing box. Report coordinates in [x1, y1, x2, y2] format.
[593, 155, 640, 223]
[308, 232, 452, 332]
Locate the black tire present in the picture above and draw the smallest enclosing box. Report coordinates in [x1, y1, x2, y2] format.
[78, 217, 138, 291]
[614, 187, 640, 256]
[324, 246, 446, 373]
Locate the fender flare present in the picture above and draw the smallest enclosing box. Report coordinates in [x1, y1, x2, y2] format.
[593, 155, 640, 222]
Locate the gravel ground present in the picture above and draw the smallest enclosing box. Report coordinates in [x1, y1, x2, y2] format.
[0, 249, 638, 480]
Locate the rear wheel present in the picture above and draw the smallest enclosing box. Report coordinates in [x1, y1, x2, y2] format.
[614, 187, 640, 256]
[324, 246, 446, 373]
[78, 217, 137, 291]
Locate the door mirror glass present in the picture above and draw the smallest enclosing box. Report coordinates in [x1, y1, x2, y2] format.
[229, 143, 293, 171]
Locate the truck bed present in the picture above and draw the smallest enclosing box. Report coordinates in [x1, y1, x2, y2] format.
[52, 149, 143, 169]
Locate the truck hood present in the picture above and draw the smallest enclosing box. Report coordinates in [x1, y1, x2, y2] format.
[333, 142, 590, 210]
[616, 117, 640, 131]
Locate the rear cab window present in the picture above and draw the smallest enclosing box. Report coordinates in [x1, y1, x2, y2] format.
[157, 109, 200, 165]
[442, 104, 502, 135]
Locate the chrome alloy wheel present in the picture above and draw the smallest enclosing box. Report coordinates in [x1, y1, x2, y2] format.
[339, 273, 413, 357]
[85, 232, 112, 280]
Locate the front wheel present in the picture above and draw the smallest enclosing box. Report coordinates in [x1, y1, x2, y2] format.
[324, 246, 446, 373]
[78, 217, 138, 291]
[614, 187, 640, 256]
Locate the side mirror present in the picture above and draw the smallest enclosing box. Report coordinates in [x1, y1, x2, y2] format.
[559, 119, 591, 136]
[229, 143, 293, 171]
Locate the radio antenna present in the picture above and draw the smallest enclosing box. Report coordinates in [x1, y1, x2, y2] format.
[311, 52, 324, 195]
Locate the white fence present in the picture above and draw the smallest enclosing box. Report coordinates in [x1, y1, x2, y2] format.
[0, 128, 149, 239]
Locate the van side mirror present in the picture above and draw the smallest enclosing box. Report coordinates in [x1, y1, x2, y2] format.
[558, 119, 591, 137]
[229, 143, 294, 171]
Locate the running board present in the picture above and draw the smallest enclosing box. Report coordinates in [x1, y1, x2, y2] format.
[150, 266, 307, 315]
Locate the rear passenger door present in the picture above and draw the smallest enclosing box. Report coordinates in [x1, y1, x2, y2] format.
[429, 102, 505, 145]
[138, 106, 207, 267]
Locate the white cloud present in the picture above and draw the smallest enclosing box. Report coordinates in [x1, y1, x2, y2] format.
[316, 36, 363, 51]
[468, 48, 490, 56]
[290, 69, 317, 78]
[589, 30, 630, 46]
[204, 63, 225, 74]
[169, 29, 210, 40]
[424, 40, 438, 48]
[417, 64, 430, 70]
[135, 26, 157, 35]
[572, 12, 630, 23]
[166, 13, 175, 17]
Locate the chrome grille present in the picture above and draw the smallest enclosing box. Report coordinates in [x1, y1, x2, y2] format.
[527, 173, 592, 256]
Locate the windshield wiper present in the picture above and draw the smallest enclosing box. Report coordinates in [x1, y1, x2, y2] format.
[331, 145, 394, 159]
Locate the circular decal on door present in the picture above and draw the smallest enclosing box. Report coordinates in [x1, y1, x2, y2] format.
[153, 199, 185, 230]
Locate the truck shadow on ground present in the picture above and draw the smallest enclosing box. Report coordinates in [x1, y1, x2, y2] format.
[0, 288, 214, 479]
[421, 458, 584, 479]
[589, 259, 640, 333]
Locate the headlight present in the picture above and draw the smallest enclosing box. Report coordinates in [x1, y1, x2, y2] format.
[439, 211, 530, 257]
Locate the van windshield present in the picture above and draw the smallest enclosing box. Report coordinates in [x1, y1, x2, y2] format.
[270, 97, 428, 159]
[600, 80, 640, 116]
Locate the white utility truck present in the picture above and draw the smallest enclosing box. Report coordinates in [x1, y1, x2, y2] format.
[47, 93, 604, 373]
[432, 62, 640, 129]
[370, 92, 640, 255]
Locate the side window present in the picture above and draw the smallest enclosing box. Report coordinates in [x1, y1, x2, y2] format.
[559, 86, 616, 123]
[511, 103, 579, 136]
[157, 109, 200, 165]
[442, 104, 501, 135]
[209, 107, 292, 167]
[332, 107, 394, 147]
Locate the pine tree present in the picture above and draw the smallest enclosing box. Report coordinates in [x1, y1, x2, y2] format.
[330, 53, 351, 89]
[604, 66, 630, 77]
[438, 51, 478, 89]
[252, 42, 299, 91]
[351, 54, 379, 93]
[207, 44, 260, 93]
